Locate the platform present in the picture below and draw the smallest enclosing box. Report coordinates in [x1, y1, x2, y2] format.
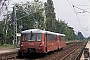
[0, 48, 19, 54]
[80, 41, 90, 60]
[0, 48, 20, 59]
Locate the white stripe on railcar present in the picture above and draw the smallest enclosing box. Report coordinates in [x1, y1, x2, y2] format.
[21, 29, 65, 36]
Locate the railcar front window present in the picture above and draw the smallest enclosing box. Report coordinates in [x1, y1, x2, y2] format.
[37, 34, 42, 41]
[22, 34, 27, 42]
[28, 33, 36, 41]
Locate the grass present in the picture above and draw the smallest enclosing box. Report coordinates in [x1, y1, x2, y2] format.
[0, 44, 17, 49]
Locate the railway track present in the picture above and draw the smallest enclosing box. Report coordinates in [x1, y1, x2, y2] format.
[34, 41, 87, 60]
[60, 42, 86, 60]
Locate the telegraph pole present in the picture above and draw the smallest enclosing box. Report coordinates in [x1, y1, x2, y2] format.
[13, 6, 17, 47]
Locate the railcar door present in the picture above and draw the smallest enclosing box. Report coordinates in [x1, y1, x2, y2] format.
[44, 34, 47, 53]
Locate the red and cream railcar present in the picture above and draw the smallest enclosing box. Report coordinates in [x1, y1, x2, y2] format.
[20, 29, 66, 54]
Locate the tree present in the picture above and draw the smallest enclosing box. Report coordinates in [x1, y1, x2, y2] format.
[15, 1, 45, 31]
[87, 36, 90, 40]
[77, 31, 84, 40]
[0, 21, 6, 45]
[44, 0, 56, 32]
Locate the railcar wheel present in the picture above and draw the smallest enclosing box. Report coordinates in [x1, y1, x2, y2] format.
[22, 51, 27, 57]
[18, 50, 26, 57]
[18, 50, 23, 57]
[60, 48, 64, 50]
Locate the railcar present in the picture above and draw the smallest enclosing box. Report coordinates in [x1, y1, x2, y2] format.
[19, 29, 66, 55]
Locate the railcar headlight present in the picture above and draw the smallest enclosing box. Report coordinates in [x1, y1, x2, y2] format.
[21, 44, 23, 46]
[39, 43, 42, 47]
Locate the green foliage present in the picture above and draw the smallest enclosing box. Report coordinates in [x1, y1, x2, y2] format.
[0, 44, 14, 48]
[44, 0, 56, 32]
[16, 1, 45, 31]
[77, 31, 85, 40]
[87, 36, 90, 40]
[0, 21, 6, 45]
[0, 20, 14, 45]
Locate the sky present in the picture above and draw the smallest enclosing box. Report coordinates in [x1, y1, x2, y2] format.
[9, 0, 90, 38]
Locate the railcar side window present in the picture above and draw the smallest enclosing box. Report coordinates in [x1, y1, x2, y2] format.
[22, 34, 27, 42]
[37, 34, 42, 41]
[61, 36, 65, 40]
[28, 33, 36, 41]
[47, 34, 57, 41]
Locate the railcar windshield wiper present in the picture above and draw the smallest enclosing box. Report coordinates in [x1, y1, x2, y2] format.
[30, 31, 33, 40]
[28, 31, 36, 41]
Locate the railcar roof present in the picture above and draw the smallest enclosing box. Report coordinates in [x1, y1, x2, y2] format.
[21, 29, 65, 36]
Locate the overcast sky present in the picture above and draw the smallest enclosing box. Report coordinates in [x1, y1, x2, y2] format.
[10, 0, 90, 37]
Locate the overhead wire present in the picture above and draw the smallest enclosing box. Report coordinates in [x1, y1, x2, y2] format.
[73, 6, 90, 13]
[67, 0, 90, 37]
[74, 5, 90, 6]
[67, 0, 83, 29]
